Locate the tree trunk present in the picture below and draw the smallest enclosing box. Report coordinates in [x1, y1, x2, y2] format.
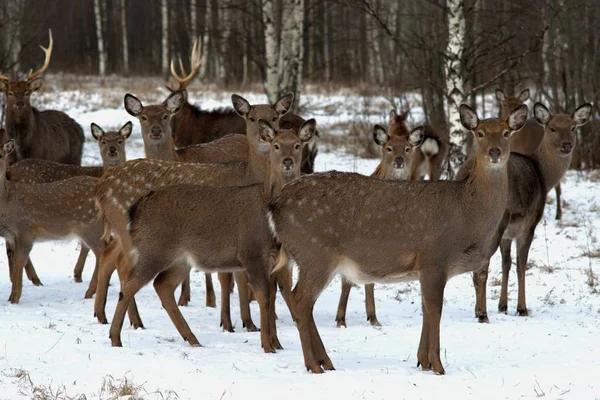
[445, 0, 467, 178]
[94, 0, 107, 76]
[121, 0, 129, 76]
[277, 0, 305, 107]
[199, 0, 211, 81]
[161, 0, 169, 76]
[262, 0, 279, 103]
[190, 0, 197, 39]
[217, 0, 232, 86]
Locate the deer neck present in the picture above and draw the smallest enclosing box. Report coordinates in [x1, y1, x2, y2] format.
[533, 138, 570, 194]
[262, 164, 290, 204]
[467, 157, 509, 210]
[247, 147, 269, 182]
[144, 137, 179, 161]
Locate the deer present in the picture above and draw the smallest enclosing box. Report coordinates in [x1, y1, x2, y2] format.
[0, 30, 84, 166]
[268, 104, 529, 374]
[388, 109, 449, 181]
[466, 102, 592, 320]
[166, 38, 319, 173]
[334, 124, 424, 328]
[5, 122, 132, 295]
[93, 92, 295, 331]
[107, 119, 314, 351]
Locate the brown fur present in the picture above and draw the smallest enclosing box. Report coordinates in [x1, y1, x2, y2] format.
[107, 120, 315, 350]
[269, 104, 528, 374]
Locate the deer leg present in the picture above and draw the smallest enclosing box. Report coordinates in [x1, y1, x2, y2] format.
[73, 243, 90, 283]
[154, 266, 200, 346]
[109, 274, 149, 347]
[555, 184, 562, 220]
[116, 253, 144, 330]
[235, 271, 258, 332]
[428, 156, 443, 181]
[335, 278, 352, 327]
[268, 274, 282, 350]
[205, 273, 216, 308]
[84, 258, 99, 298]
[177, 273, 191, 306]
[244, 259, 277, 354]
[218, 272, 234, 332]
[473, 263, 490, 323]
[498, 239, 512, 313]
[365, 284, 380, 326]
[418, 272, 446, 375]
[276, 265, 296, 321]
[24, 258, 42, 286]
[7, 240, 33, 304]
[516, 229, 535, 316]
[94, 241, 120, 324]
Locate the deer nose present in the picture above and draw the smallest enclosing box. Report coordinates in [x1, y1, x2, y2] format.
[15, 101, 24, 109]
[561, 142, 573, 154]
[394, 157, 404, 168]
[150, 126, 162, 137]
[109, 146, 117, 153]
[283, 158, 294, 170]
[489, 148, 501, 163]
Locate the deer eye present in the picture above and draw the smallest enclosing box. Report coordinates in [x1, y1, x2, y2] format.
[141, 116, 148, 121]
[8, 92, 14, 96]
[25, 91, 30, 96]
[294, 143, 300, 150]
[163, 115, 169, 120]
[405, 147, 411, 152]
[274, 144, 280, 150]
[249, 117, 256, 122]
[102, 141, 107, 145]
[386, 147, 393, 153]
[477, 131, 484, 138]
[550, 127, 556, 133]
[118, 140, 123, 144]
[503, 131, 510, 138]
[272, 117, 277, 122]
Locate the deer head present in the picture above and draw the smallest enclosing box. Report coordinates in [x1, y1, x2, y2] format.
[460, 104, 528, 168]
[91, 122, 132, 168]
[533, 102, 592, 157]
[495, 89, 530, 120]
[373, 124, 423, 178]
[0, 30, 53, 117]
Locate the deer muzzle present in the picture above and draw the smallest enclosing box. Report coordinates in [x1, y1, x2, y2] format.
[150, 126, 163, 139]
[488, 148, 501, 163]
[561, 142, 573, 155]
[283, 158, 294, 171]
[393, 157, 404, 168]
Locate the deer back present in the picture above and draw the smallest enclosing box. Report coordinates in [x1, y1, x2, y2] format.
[7, 159, 103, 184]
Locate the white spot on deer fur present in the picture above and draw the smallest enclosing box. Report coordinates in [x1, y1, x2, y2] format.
[387, 206, 396, 213]
[266, 211, 278, 239]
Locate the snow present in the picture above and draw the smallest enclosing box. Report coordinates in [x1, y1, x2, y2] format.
[1, 88, 599, 399]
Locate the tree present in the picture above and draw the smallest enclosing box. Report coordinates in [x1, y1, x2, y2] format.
[161, 0, 169, 76]
[121, 0, 129, 76]
[94, 0, 106, 76]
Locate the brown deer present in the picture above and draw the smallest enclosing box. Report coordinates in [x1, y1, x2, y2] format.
[93, 93, 295, 329]
[334, 124, 423, 327]
[0, 30, 84, 166]
[388, 110, 449, 180]
[5, 122, 132, 293]
[467, 102, 592, 320]
[166, 39, 319, 173]
[107, 119, 315, 351]
[268, 104, 528, 374]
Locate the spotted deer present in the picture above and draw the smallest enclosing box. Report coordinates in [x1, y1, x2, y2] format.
[334, 124, 423, 327]
[107, 119, 314, 351]
[93, 93, 295, 329]
[466, 102, 592, 320]
[0, 30, 84, 166]
[5, 122, 132, 293]
[388, 110, 449, 180]
[268, 104, 528, 374]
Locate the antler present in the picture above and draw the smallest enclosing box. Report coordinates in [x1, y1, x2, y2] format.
[169, 38, 202, 91]
[26, 29, 53, 81]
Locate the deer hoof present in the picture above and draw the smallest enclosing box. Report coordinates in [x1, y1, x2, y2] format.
[476, 312, 489, 323]
[498, 304, 508, 313]
[517, 308, 529, 316]
[335, 318, 347, 328]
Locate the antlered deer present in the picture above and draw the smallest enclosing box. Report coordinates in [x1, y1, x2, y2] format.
[0, 30, 84, 166]
[388, 110, 449, 180]
[466, 102, 592, 320]
[268, 104, 528, 374]
[5, 122, 132, 294]
[93, 93, 295, 329]
[108, 119, 315, 350]
[335, 124, 423, 327]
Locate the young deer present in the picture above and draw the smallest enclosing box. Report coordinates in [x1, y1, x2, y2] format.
[0, 140, 106, 304]
[388, 110, 449, 180]
[334, 124, 423, 327]
[5, 122, 132, 293]
[268, 104, 528, 374]
[467, 102, 592, 319]
[0, 30, 84, 166]
[108, 119, 315, 351]
[93, 93, 295, 328]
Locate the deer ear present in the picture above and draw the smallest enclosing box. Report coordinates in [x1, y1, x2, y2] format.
[3, 139, 15, 155]
[119, 121, 133, 139]
[275, 92, 294, 116]
[164, 91, 185, 114]
[572, 103, 592, 126]
[90, 123, 104, 140]
[257, 119, 276, 143]
[389, 109, 397, 121]
[373, 124, 389, 146]
[124, 94, 143, 117]
[508, 104, 529, 131]
[0, 80, 8, 93]
[495, 89, 506, 102]
[231, 94, 251, 117]
[28, 77, 43, 92]
[408, 126, 425, 147]
[298, 119, 316, 143]
[459, 104, 479, 131]
[533, 103, 551, 126]
[518, 89, 530, 102]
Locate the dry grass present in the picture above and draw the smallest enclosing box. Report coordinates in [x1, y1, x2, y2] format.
[99, 374, 145, 400]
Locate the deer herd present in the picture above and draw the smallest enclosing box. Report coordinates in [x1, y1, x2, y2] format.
[0, 32, 593, 375]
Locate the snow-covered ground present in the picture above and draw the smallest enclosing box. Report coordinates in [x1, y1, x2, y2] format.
[0, 86, 599, 399]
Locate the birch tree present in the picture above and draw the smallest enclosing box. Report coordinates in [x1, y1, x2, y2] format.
[262, 0, 279, 104]
[217, 0, 232, 86]
[121, 0, 129, 75]
[199, 0, 211, 81]
[94, 0, 106, 76]
[190, 0, 197, 39]
[444, 0, 466, 178]
[161, 0, 169, 76]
